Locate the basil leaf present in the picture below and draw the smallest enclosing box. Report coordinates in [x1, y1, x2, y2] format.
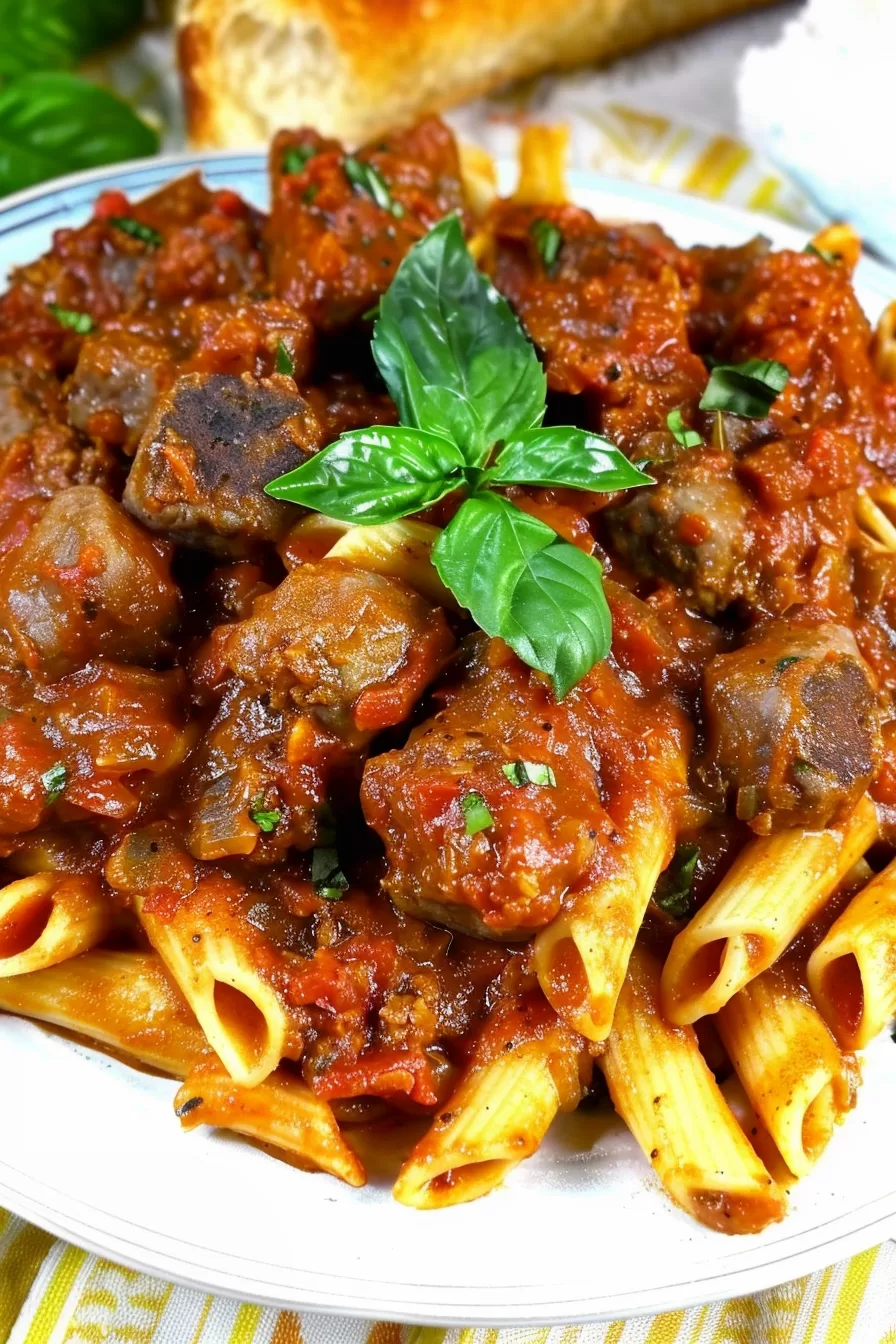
[282, 144, 316, 175]
[502, 760, 556, 787]
[312, 846, 349, 900]
[654, 842, 700, 921]
[805, 242, 838, 265]
[110, 216, 161, 248]
[0, 74, 158, 197]
[530, 217, 562, 271]
[666, 408, 702, 448]
[485, 426, 652, 492]
[461, 790, 493, 835]
[373, 214, 546, 467]
[274, 339, 294, 375]
[47, 303, 93, 334]
[0, 0, 143, 79]
[698, 358, 789, 419]
[344, 156, 404, 217]
[266, 425, 463, 524]
[433, 493, 611, 699]
[41, 761, 67, 804]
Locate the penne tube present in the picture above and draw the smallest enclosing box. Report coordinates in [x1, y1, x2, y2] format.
[661, 795, 878, 1026]
[173, 1063, 366, 1188]
[0, 873, 112, 978]
[807, 854, 896, 1049]
[393, 996, 587, 1208]
[325, 519, 456, 607]
[600, 945, 787, 1234]
[458, 141, 498, 219]
[0, 950, 208, 1076]
[533, 807, 675, 1041]
[513, 124, 569, 205]
[856, 488, 896, 552]
[134, 900, 289, 1090]
[716, 961, 857, 1179]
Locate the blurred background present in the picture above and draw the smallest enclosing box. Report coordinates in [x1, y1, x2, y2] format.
[0, 0, 891, 260]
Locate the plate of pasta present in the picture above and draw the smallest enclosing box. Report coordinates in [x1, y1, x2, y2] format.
[0, 121, 895, 1325]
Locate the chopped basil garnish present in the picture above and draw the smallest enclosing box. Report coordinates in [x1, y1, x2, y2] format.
[266, 215, 652, 698]
[41, 761, 67, 804]
[249, 795, 281, 833]
[274, 339, 294, 376]
[698, 358, 789, 419]
[805, 242, 839, 265]
[344, 156, 403, 216]
[530, 217, 562, 272]
[110, 216, 161, 248]
[793, 758, 817, 776]
[502, 760, 557, 788]
[312, 846, 349, 900]
[666, 408, 702, 448]
[282, 144, 316, 175]
[46, 303, 93, 334]
[461, 790, 493, 835]
[654, 842, 700, 920]
[775, 655, 803, 673]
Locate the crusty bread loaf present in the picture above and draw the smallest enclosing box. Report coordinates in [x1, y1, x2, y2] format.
[177, 0, 773, 149]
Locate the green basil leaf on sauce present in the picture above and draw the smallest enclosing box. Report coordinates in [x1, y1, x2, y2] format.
[110, 216, 162, 248]
[433, 493, 611, 700]
[485, 426, 653, 492]
[282, 143, 316, 175]
[502, 760, 557, 788]
[312, 847, 349, 900]
[372, 214, 546, 467]
[805, 242, 839, 265]
[530, 217, 562, 272]
[249, 796, 281, 833]
[698, 358, 789, 419]
[46, 303, 93, 334]
[461, 791, 493, 835]
[654, 842, 700, 920]
[274, 339, 294, 375]
[343, 156, 404, 217]
[666, 408, 703, 448]
[41, 761, 67, 804]
[266, 425, 464, 523]
[0, 74, 158, 198]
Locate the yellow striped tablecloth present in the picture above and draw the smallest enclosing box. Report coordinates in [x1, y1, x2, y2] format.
[1, 107, 893, 1344]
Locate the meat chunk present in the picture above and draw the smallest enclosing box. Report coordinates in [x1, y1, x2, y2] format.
[124, 372, 321, 554]
[184, 298, 315, 380]
[67, 330, 177, 448]
[605, 445, 753, 616]
[223, 560, 454, 738]
[702, 619, 882, 832]
[184, 561, 453, 862]
[0, 485, 179, 680]
[488, 202, 705, 454]
[362, 642, 688, 939]
[268, 118, 466, 330]
[0, 423, 123, 536]
[0, 359, 62, 447]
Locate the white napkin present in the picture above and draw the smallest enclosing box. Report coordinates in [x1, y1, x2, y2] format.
[738, 0, 896, 262]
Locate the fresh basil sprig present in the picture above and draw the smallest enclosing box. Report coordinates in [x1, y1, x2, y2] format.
[0, 73, 158, 197]
[267, 214, 651, 699]
[698, 357, 789, 419]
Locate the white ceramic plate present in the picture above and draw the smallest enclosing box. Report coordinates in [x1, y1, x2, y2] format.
[0, 156, 894, 1327]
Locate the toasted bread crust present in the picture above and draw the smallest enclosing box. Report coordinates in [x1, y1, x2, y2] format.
[176, 0, 773, 148]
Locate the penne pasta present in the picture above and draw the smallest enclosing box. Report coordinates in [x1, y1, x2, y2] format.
[325, 519, 456, 607]
[0, 949, 208, 1076]
[600, 945, 787, 1234]
[393, 996, 587, 1208]
[716, 960, 857, 1179]
[0, 873, 112, 978]
[174, 1062, 366, 1187]
[660, 795, 878, 1025]
[458, 141, 498, 220]
[809, 222, 862, 271]
[807, 854, 896, 1049]
[513, 124, 569, 205]
[533, 806, 675, 1041]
